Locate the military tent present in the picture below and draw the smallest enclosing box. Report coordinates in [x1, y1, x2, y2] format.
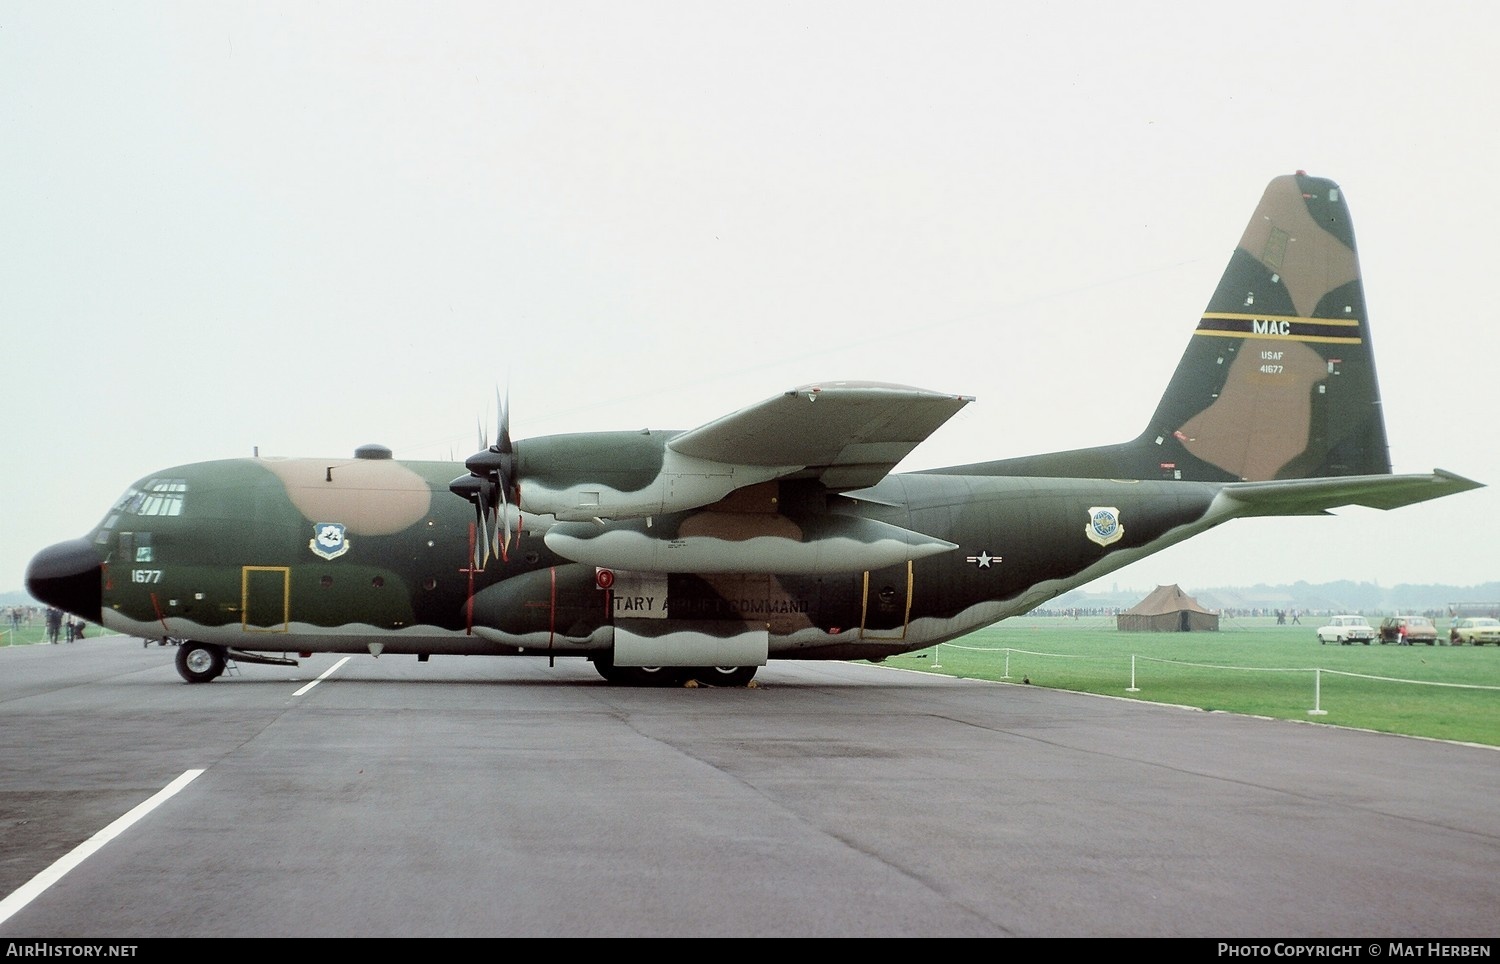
[1116, 584, 1219, 632]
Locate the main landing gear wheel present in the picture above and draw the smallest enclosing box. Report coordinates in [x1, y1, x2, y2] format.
[590, 654, 756, 687]
[621, 665, 687, 686]
[691, 666, 758, 687]
[591, 653, 686, 687]
[176, 641, 226, 683]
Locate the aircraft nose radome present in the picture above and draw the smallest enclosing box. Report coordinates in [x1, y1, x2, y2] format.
[26, 538, 104, 623]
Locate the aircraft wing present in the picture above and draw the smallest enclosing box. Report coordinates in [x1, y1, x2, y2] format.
[669, 382, 975, 490]
[1222, 469, 1483, 517]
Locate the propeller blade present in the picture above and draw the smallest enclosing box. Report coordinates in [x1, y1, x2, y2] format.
[478, 484, 494, 568]
[453, 385, 520, 570]
[499, 455, 513, 547]
[497, 387, 512, 455]
[472, 507, 484, 571]
[498, 386, 515, 557]
[449, 471, 498, 570]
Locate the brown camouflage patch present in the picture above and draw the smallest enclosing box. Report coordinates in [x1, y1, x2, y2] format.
[259, 457, 432, 535]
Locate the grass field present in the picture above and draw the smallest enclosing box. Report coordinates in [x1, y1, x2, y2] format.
[877, 615, 1500, 748]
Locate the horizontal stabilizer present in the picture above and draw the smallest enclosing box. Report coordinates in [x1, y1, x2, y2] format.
[1223, 469, 1483, 517]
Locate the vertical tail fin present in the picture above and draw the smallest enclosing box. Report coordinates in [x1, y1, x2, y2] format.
[941, 172, 1392, 482]
[1145, 171, 1390, 482]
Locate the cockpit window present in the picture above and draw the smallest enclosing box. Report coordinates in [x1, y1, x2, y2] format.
[115, 478, 187, 517]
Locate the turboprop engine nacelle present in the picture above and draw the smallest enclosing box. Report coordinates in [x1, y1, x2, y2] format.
[544, 512, 956, 574]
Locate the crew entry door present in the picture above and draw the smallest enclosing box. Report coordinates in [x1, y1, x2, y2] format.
[860, 561, 912, 640]
[242, 566, 290, 633]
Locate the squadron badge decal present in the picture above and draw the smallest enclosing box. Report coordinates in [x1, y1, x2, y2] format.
[310, 523, 351, 560]
[1085, 507, 1123, 547]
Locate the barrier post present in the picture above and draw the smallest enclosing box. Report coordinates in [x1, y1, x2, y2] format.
[1126, 654, 1139, 692]
[1308, 668, 1328, 716]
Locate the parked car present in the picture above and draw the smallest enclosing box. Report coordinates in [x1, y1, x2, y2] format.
[1379, 615, 1438, 646]
[1316, 615, 1376, 645]
[1450, 617, 1500, 646]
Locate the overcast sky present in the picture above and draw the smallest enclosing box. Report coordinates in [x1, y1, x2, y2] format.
[4, 2, 1498, 599]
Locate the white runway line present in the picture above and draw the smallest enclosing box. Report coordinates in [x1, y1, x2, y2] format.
[0, 768, 205, 926]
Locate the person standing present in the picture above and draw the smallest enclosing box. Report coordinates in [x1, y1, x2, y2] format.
[45, 607, 61, 644]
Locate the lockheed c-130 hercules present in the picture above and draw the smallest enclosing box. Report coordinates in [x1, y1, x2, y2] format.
[26, 172, 1483, 686]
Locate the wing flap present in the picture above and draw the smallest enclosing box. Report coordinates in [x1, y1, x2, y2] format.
[669, 382, 974, 490]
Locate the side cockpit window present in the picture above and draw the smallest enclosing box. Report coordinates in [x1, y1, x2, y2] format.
[114, 478, 187, 517]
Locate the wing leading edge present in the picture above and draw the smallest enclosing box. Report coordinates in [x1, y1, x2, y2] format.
[669, 381, 975, 490]
[511, 381, 973, 524]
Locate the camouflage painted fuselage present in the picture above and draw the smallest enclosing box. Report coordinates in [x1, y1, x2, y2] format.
[71, 451, 1231, 661]
[26, 173, 1482, 682]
